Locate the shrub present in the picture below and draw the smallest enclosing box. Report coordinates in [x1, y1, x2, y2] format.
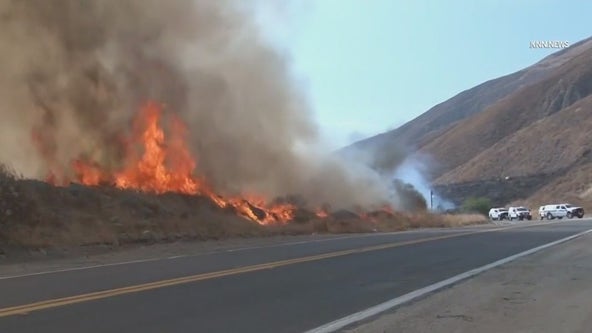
[461, 197, 491, 216]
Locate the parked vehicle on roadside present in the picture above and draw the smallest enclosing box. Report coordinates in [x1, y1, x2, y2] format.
[508, 206, 532, 221]
[539, 204, 568, 220]
[561, 203, 585, 219]
[488, 207, 508, 220]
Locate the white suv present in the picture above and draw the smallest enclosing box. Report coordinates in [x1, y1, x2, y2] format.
[508, 206, 532, 221]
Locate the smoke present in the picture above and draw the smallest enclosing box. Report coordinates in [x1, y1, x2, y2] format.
[340, 136, 456, 211]
[392, 155, 431, 201]
[391, 154, 456, 211]
[0, 0, 391, 210]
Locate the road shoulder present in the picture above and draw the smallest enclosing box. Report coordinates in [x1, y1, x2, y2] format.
[346, 232, 592, 333]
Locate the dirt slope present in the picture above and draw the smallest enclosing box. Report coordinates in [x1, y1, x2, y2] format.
[425, 46, 592, 178]
[436, 94, 592, 183]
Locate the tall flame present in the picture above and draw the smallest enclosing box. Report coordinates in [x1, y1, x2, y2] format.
[113, 102, 202, 194]
[62, 101, 296, 225]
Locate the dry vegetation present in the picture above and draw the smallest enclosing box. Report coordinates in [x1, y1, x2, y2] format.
[0, 166, 486, 250]
[438, 94, 592, 184]
[522, 163, 592, 212]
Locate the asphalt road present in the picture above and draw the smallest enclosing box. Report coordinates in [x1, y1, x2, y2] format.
[0, 219, 590, 333]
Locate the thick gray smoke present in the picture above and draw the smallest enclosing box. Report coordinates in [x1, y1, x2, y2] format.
[341, 138, 456, 211]
[0, 0, 390, 209]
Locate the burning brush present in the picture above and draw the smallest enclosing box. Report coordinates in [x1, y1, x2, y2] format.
[32, 102, 396, 225]
[32, 102, 298, 225]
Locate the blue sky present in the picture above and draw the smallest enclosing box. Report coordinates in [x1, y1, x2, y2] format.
[254, 1, 592, 149]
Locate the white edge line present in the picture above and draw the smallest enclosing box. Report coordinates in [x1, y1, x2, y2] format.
[0, 220, 567, 280]
[305, 228, 592, 333]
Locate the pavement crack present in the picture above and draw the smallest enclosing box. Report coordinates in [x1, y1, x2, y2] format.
[436, 314, 474, 322]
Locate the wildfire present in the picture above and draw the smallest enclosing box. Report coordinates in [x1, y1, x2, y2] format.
[112, 102, 203, 195]
[41, 101, 297, 225]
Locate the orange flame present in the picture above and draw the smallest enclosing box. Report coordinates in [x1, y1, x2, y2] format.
[113, 102, 202, 195]
[63, 101, 296, 225]
[315, 209, 329, 218]
[72, 159, 107, 185]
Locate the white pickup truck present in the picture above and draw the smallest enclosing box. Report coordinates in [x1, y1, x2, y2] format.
[488, 207, 508, 220]
[539, 204, 585, 220]
[563, 203, 585, 218]
[508, 206, 532, 221]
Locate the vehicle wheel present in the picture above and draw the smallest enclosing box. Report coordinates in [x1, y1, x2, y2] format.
[547, 213, 553, 220]
[578, 215, 584, 219]
[567, 212, 573, 218]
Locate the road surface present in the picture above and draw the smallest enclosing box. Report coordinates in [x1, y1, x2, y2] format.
[0, 219, 590, 333]
[346, 225, 592, 333]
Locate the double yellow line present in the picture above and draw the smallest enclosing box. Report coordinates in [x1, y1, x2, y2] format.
[0, 223, 550, 317]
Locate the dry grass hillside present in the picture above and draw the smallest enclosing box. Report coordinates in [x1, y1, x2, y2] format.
[344, 36, 592, 210]
[425, 46, 592, 179]
[437, 94, 592, 183]
[523, 163, 592, 212]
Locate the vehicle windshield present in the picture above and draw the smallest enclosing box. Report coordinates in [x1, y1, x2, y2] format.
[565, 204, 572, 208]
[517, 208, 528, 211]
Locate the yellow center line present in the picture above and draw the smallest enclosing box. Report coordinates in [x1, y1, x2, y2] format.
[0, 222, 556, 317]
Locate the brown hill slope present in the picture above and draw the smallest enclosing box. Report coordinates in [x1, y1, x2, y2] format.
[342, 37, 592, 161]
[437, 95, 592, 183]
[427, 45, 592, 180]
[526, 162, 592, 211]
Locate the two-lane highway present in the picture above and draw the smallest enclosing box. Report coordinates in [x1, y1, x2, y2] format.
[1, 220, 591, 333]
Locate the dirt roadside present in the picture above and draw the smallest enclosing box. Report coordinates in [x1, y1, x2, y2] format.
[345, 232, 592, 333]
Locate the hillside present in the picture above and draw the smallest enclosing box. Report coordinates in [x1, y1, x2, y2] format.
[427, 44, 592, 179]
[432, 94, 592, 210]
[345, 36, 592, 210]
[342, 37, 592, 158]
[436, 94, 592, 183]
